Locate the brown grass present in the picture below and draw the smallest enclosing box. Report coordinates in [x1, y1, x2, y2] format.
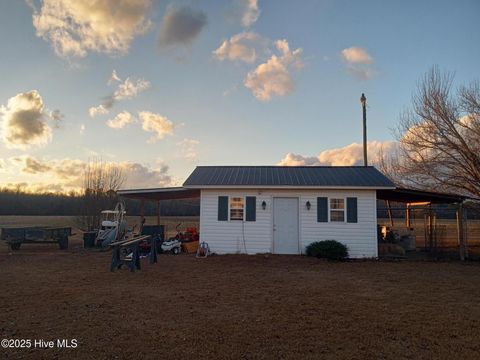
[1, 224, 480, 359]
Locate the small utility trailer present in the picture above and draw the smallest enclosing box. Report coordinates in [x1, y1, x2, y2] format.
[0, 227, 72, 251]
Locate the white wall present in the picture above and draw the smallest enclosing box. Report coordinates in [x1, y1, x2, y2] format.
[199, 189, 378, 258]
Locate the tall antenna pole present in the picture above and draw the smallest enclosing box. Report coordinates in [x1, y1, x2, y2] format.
[360, 93, 368, 166]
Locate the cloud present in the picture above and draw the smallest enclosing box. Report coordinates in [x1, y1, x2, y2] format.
[0, 90, 58, 149]
[278, 141, 398, 166]
[213, 32, 268, 63]
[80, 124, 86, 135]
[239, 0, 260, 27]
[121, 162, 172, 188]
[31, 0, 153, 58]
[340, 46, 376, 80]
[108, 70, 121, 85]
[23, 157, 52, 174]
[4, 156, 174, 192]
[244, 39, 303, 101]
[113, 77, 150, 101]
[88, 104, 109, 118]
[106, 111, 134, 129]
[157, 6, 207, 48]
[89, 72, 150, 117]
[177, 138, 200, 162]
[341, 46, 372, 64]
[138, 111, 174, 142]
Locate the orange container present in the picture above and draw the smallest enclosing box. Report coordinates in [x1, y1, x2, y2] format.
[182, 241, 199, 254]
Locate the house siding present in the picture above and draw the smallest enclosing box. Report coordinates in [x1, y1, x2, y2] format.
[200, 189, 377, 258]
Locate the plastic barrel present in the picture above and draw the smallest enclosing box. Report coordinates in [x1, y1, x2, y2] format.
[83, 231, 96, 248]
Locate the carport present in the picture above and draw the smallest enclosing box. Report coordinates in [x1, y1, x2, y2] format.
[377, 187, 469, 260]
[117, 187, 200, 229]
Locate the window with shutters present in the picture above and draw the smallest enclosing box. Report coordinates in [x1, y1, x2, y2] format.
[330, 198, 345, 222]
[230, 197, 244, 220]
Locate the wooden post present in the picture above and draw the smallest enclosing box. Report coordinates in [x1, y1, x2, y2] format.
[386, 200, 394, 227]
[406, 205, 411, 228]
[457, 202, 465, 261]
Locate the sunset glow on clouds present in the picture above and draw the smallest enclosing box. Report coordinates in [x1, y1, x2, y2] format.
[31, 0, 153, 57]
[278, 141, 398, 167]
[0, 1, 477, 192]
[0, 91, 55, 149]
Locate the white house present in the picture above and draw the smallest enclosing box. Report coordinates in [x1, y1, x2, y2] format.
[184, 166, 394, 258]
[119, 166, 396, 258]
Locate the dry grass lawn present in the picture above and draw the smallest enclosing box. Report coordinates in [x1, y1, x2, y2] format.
[1, 230, 480, 359]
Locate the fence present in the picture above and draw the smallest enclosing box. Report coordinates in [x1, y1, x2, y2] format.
[378, 206, 480, 259]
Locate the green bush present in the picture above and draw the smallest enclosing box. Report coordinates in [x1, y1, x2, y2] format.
[306, 240, 348, 260]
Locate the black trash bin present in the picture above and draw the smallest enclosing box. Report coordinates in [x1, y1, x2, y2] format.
[83, 231, 96, 248]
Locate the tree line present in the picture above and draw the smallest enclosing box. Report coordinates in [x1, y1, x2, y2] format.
[0, 188, 199, 217]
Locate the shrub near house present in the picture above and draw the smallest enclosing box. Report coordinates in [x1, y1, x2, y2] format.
[306, 240, 349, 260]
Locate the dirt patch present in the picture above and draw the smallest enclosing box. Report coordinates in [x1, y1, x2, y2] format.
[1, 241, 480, 359]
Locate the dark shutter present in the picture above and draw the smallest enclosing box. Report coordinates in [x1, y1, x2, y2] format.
[218, 196, 228, 221]
[246, 196, 256, 221]
[347, 197, 358, 223]
[317, 197, 328, 222]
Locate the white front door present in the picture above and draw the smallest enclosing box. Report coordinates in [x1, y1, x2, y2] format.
[273, 198, 299, 254]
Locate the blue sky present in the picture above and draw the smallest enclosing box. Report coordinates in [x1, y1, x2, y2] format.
[0, 0, 478, 192]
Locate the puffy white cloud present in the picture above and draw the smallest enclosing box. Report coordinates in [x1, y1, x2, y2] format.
[138, 111, 174, 142]
[244, 39, 303, 101]
[340, 46, 375, 80]
[89, 104, 109, 118]
[239, 0, 260, 27]
[113, 77, 150, 101]
[89, 72, 150, 117]
[108, 70, 122, 84]
[177, 138, 200, 162]
[31, 0, 153, 58]
[278, 141, 398, 166]
[213, 32, 268, 63]
[0, 90, 58, 149]
[106, 111, 134, 129]
[341, 46, 372, 64]
[157, 6, 207, 48]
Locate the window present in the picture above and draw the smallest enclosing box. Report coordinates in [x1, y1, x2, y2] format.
[230, 197, 244, 220]
[330, 198, 345, 222]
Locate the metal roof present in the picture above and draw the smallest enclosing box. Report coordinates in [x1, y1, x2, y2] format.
[182, 166, 395, 188]
[377, 187, 468, 204]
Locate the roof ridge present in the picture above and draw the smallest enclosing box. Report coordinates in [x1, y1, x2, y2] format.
[194, 165, 377, 168]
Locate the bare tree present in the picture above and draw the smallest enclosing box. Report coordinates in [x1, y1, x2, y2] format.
[385, 66, 480, 197]
[78, 158, 126, 231]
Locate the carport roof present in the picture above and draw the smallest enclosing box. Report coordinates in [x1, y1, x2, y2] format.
[117, 187, 200, 201]
[377, 187, 468, 204]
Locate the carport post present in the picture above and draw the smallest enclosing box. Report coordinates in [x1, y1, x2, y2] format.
[157, 201, 160, 226]
[457, 202, 466, 261]
[406, 205, 411, 228]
